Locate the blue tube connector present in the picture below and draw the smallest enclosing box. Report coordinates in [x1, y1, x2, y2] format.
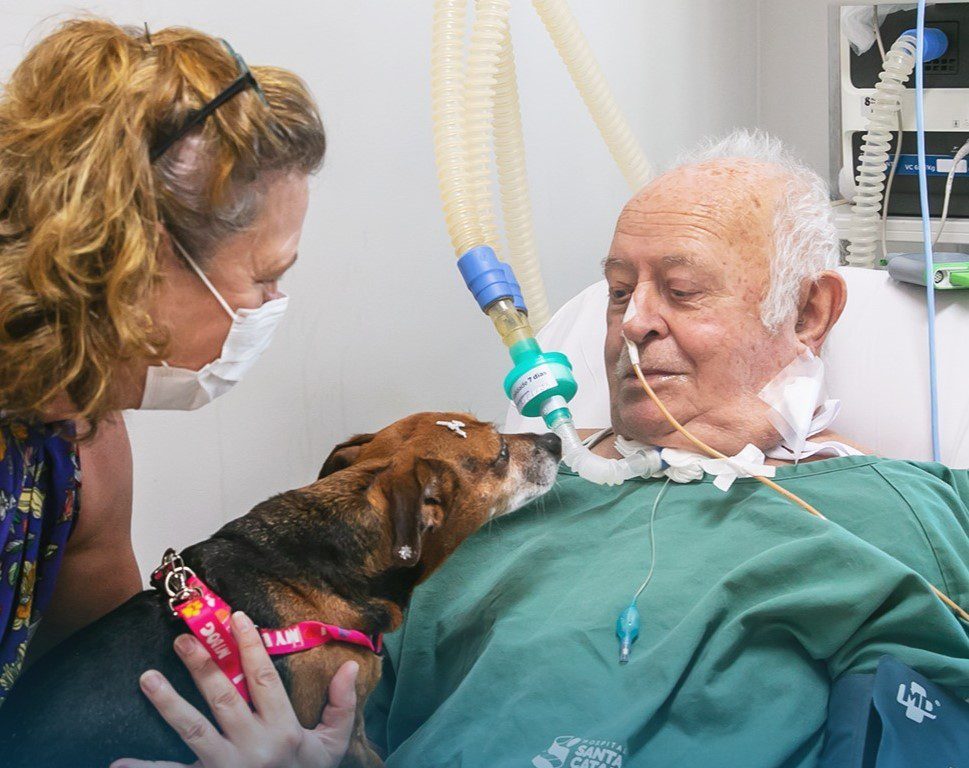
[901, 27, 949, 61]
[499, 263, 526, 314]
[616, 604, 641, 665]
[457, 245, 527, 314]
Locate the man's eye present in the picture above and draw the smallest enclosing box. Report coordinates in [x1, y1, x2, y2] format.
[670, 289, 699, 300]
[609, 287, 631, 302]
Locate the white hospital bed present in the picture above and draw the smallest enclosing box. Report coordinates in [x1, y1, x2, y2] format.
[504, 267, 969, 468]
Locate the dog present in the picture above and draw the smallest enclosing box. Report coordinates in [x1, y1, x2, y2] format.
[0, 412, 561, 767]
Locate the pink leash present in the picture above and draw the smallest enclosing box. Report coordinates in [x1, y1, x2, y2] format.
[152, 550, 382, 703]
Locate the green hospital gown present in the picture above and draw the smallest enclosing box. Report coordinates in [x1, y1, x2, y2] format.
[366, 455, 969, 768]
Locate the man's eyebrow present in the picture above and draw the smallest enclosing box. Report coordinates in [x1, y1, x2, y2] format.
[659, 254, 702, 269]
[602, 256, 632, 272]
[602, 254, 708, 272]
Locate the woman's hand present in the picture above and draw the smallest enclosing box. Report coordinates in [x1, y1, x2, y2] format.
[110, 611, 360, 768]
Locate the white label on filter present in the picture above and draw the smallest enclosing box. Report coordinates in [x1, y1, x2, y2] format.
[510, 365, 557, 411]
[860, 95, 875, 117]
[936, 157, 968, 174]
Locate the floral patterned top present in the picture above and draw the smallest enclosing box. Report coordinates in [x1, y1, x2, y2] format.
[0, 419, 80, 704]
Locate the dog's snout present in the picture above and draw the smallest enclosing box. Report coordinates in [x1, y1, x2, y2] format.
[536, 432, 562, 459]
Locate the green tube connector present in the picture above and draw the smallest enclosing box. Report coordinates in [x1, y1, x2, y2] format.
[485, 299, 578, 424]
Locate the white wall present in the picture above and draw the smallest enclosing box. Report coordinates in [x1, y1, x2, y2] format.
[756, 0, 833, 177]
[0, 1, 760, 578]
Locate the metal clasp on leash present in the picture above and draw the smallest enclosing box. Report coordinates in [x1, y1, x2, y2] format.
[155, 548, 201, 616]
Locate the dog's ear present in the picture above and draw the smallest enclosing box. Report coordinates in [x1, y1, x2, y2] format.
[319, 433, 376, 478]
[376, 458, 458, 567]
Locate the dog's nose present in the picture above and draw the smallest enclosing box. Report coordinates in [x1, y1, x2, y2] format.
[536, 432, 562, 459]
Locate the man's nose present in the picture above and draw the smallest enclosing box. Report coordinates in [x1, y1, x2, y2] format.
[621, 286, 669, 344]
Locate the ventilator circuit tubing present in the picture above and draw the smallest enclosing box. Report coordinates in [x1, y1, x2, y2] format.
[432, 0, 553, 324]
[434, 0, 658, 485]
[432, 0, 653, 328]
[846, 34, 917, 267]
[532, 0, 652, 190]
[431, 0, 490, 259]
[494, 25, 551, 326]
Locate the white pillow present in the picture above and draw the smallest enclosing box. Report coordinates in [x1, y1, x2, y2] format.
[504, 267, 969, 468]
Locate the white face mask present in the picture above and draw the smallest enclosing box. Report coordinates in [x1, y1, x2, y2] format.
[140, 240, 289, 411]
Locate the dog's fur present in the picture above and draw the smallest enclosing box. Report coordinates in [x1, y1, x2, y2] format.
[0, 412, 560, 767]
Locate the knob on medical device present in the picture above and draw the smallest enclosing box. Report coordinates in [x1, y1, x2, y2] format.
[900, 26, 949, 61]
[458, 246, 578, 429]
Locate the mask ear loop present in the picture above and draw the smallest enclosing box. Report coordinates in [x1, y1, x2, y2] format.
[170, 238, 238, 321]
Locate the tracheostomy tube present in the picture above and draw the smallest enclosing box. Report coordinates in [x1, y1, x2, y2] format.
[457, 246, 661, 485]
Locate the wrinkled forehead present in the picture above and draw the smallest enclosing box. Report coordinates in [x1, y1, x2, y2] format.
[611, 159, 784, 274]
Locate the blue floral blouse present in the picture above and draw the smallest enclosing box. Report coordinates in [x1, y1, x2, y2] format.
[0, 419, 80, 704]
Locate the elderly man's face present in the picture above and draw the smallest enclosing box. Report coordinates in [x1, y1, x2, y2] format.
[604, 159, 800, 450]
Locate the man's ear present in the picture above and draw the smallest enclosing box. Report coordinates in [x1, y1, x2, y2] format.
[319, 433, 376, 478]
[375, 458, 458, 567]
[795, 270, 847, 353]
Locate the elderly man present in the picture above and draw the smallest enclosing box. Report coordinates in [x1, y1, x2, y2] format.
[365, 132, 969, 767]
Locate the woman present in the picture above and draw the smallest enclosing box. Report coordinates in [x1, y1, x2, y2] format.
[0, 19, 357, 767]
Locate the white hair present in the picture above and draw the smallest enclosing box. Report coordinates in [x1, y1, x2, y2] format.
[670, 129, 840, 331]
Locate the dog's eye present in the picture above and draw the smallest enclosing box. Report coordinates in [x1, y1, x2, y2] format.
[423, 496, 442, 506]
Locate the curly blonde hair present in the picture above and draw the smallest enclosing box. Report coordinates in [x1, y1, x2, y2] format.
[0, 19, 325, 426]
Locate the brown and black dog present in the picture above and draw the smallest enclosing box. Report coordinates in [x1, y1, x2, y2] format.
[0, 412, 561, 767]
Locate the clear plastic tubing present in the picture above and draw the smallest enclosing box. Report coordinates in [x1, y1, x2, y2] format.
[432, 0, 653, 328]
[846, 34, 917, 268]
[431, 0, 481, 257]
[552, 417, 658, 486]
[434, 0, 656, 483]
[432, 0, 553, 326]
[532, 0, 653, 191]
[494, 24, 552, 326]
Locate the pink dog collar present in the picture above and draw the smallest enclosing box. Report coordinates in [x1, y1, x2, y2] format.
[152, 551, 381, 703]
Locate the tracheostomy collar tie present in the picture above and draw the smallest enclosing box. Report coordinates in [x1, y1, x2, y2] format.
[758, 348, 862, 463]
[613, 433, 776, 491]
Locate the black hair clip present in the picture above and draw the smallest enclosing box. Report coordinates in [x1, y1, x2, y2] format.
[149, 39, 268, 163]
